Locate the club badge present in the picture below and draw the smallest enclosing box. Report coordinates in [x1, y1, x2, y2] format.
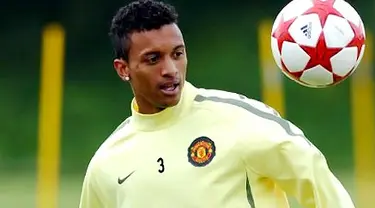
[188, 136, 216, 167]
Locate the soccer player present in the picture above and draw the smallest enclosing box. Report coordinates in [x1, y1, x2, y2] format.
[79, 0, 355, 207]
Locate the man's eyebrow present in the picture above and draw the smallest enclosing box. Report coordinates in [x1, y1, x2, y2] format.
[173, 44, 185, 50]
[140, 45, 185, 56]
[142, 50, 160, 56]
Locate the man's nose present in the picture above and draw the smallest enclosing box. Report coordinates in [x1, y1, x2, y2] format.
[161, 59, 178, 77]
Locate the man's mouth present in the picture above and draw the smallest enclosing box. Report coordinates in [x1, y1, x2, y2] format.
[159, 82, 180, 95]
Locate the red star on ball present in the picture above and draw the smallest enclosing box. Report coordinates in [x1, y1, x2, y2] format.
[300, 33, 342, 72]
[272, 14, 297, 54]
[347, 21, 365, 59]
[303, 0, 344, 26]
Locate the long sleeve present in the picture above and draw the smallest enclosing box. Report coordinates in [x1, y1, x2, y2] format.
[79, 163, 105, 208]
[268, 134, 354, 208]
[241, 112, 355, 208]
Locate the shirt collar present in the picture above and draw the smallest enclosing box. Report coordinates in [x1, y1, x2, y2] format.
[130, 81, 197, 131]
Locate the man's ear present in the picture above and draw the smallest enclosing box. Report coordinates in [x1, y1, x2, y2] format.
[114, 59, 130, 81]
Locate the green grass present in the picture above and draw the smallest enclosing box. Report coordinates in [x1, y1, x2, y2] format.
[0, 171, 355, 208]
[0, 173, 82, 208]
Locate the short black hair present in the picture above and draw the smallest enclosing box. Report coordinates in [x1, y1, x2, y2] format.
[109, 0, 179, 61]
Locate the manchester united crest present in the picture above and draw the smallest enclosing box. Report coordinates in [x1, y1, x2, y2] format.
[188, 136, 216, 167]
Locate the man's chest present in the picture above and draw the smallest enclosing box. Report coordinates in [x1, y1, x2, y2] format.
[103, 120, 249, 206]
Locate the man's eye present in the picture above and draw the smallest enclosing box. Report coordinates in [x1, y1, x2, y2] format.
[147, 55, 159, 64]
[174, 51, 184, 58]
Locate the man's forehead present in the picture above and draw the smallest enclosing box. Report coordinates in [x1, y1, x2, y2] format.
[129, 24, 184, 50]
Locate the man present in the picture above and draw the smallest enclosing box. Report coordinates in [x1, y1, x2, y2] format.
[79, 0, 355, 207]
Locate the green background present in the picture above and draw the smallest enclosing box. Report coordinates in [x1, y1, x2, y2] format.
[0, 0, 373, 207]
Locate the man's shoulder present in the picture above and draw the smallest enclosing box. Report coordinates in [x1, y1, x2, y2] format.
[110, 117, 132, 136]
[84, 117, 135, 176]
[194, 87, 281, 118]
[195, 88, 308, 141]
[91, 117, 134, 161]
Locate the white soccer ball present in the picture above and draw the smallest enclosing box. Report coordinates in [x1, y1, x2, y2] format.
[271, 0, 366, 88]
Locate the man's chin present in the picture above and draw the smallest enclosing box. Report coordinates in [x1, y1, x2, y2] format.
[158, 94, 181, 109]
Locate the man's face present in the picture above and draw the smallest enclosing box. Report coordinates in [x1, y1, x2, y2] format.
[114, 24, 187, 113]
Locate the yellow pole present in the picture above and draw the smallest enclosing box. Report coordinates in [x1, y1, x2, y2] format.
[350, 31, 375, 208]
[258, 20, 286, 116]
[36, 23, 65, 208]
[258, 20, 288, 208]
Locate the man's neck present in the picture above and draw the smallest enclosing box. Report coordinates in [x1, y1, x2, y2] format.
[133, 99, 165, 114]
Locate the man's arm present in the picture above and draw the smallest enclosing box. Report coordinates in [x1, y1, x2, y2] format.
[79, 162, 105, 208]
[262, 132, 354, 207]
[239, 103, 355, 207]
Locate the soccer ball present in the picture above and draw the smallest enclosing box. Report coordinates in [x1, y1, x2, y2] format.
[271, 0, 366, 88]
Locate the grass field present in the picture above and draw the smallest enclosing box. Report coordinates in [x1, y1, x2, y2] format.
[0, 170, 356, 208]
[0, 173, 82, 208]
